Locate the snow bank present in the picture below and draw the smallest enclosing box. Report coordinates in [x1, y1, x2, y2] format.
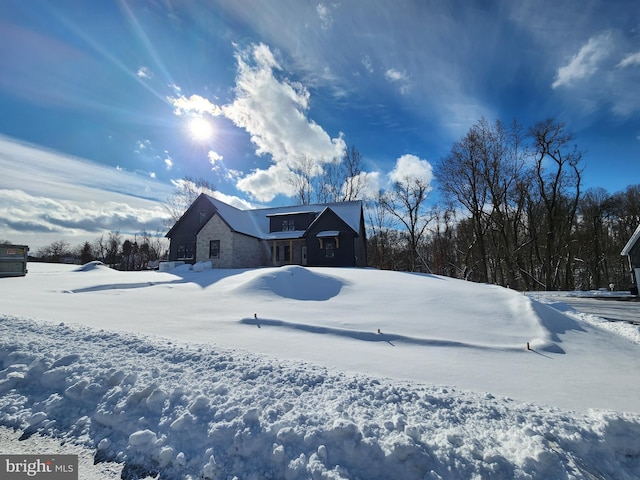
[1, 316, 640, 480]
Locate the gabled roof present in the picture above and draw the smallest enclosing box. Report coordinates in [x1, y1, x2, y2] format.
[621, 224, 640, 256]
[203, 195, 363, 239]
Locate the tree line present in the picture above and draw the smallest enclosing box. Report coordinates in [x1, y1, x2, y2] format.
[365, 118, 639, 291]
[31, 232, 167, 271]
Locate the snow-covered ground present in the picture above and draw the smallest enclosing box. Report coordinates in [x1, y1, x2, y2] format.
[1, 262, 639, 479]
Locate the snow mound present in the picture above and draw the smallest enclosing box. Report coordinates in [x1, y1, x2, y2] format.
[192, 261, 212, 272]
[172, 263, 194, 274]
[74, 261, 108, 272]
[232, 265, 347, 300]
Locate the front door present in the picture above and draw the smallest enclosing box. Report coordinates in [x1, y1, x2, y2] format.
[301, 246, 307, 265]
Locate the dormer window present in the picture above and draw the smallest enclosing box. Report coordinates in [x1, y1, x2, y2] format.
[267, 211, 316, 233]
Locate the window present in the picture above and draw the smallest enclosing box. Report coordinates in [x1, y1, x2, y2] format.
[177, 242, 195, 260]
[282, 219, 295, 231]
[209, 240, 220, 259]
[284, 245, 291, 261]
[325, 240, 335, 258]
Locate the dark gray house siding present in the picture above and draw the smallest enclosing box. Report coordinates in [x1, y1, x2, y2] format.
[165, 195, 215, 264]
[354, 206, 368, 267]
[306, 209, 360, 267]
[268, 212, 317, 233]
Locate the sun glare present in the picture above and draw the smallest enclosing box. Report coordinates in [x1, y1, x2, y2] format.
[188, 117, 213, 141]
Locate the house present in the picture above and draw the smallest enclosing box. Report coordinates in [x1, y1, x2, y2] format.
[621, 224, 640, 295]
[165, 194, 367, 268]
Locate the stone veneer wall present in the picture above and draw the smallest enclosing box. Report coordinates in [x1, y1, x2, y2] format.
[196, 214, 267, 268]
[231, 230, 269, 268]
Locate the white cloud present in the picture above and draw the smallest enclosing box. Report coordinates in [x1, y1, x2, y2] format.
[617, 51, 640, 68]
[166, 43, 347, 201]
[167, 94, 222, 117]
[136, 66, 152, 79]
[205, 150, 244, 183]
[384, 68, 411, 95]
[361, 55, 374, 74]
[0, 135, 173, 250]
[223, 43, 346, 201]
[164, 156, 173, 170]
[552, 33, 613, 89]
[135, 139, 151, 153]
[209, 190, 255, 210]
[208, 150, 223, 164]
[344, 171, 380, 201]
[388, 154, 433, 188]
[385, 69, 406, 82]
[235, 164, 296, 202]
[316, 3, 334, 30]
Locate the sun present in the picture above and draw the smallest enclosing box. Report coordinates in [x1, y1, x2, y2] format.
[188, 117, 213, 141]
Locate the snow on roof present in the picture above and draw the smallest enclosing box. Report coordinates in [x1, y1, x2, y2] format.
[266, 211, 317, 217]
[316, 230, 340, 237]
[621, 223, 640, 256]
[204, 195, 362, 238]
[263, 231, 306, 240]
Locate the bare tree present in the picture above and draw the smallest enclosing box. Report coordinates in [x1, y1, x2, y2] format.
[529, 118, 583, 290]
[320, 145, 369, 203]
[435, 120, 492, 281]
[105, 231, 122, 269]
[341, 145, 368, 201]
[290, 146, 369, 205]
[380, 171, 433, 272]
[366, 192, 395, 269]
[436, 118, 536, 287]
[139, 231, 168, 264]
[36, 240, 71, 262]
[288, 155, 317, 205]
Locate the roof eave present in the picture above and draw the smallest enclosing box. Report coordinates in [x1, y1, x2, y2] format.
[621, 224, 640, 256]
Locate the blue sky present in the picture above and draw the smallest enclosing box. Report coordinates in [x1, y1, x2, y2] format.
[1, 0, 639, 248]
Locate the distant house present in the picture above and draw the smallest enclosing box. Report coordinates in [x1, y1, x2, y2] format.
[165, 194, 367, 268]
[621, 224, 640, 295]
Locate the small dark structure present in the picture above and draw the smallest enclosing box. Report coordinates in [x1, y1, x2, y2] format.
[166, 194, 367, 269]
[621, 224, 640, 295]
[0, 244, 29, 277]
